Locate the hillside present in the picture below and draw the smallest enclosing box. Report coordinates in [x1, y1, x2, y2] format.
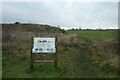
[2, 24, 66, 43]
[2, 24, 65, 33]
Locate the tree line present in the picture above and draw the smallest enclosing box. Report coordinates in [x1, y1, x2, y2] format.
[67, 28, 118, 31]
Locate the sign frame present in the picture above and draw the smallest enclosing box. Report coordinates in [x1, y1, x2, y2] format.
[30, 36, 58, 70]
[32, 37, 56, 54]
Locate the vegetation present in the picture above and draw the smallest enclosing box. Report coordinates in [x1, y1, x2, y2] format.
[2, 24, 119, 78]
[67, 30, 117, 39]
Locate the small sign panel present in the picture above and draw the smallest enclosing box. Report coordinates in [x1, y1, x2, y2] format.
[32, 38, 56, 53]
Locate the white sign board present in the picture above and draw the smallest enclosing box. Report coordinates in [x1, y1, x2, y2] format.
[32, 38, 56, 53]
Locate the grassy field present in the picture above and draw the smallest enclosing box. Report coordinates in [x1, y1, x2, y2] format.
[2, 25, 119, 78]
[67, 30, 117, 39]
[3, 46, 118, 78]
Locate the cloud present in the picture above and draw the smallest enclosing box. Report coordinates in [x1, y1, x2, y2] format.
[1, 0, 119, 2]
[2, 2, 118, 29]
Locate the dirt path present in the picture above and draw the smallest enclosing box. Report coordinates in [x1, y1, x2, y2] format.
[59, 46, 109, 78]
[74, 48, 106, 78]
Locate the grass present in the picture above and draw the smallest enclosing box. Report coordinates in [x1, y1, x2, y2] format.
[67, 30, 117, 39]
[3, 58, 62, 78]
[2, 29, 118, 78]
[2, 45, 118, 78]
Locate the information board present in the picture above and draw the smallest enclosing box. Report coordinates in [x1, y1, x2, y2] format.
[32, 38, 56, 53]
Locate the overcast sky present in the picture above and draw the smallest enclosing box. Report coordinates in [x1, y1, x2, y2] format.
[2, 2, 118, 29]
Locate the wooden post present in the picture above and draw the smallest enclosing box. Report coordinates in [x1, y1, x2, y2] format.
[30, 36, 34, 70]
[55, 36, 58, 68]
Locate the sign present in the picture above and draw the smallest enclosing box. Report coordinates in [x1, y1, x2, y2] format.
[32, 38, 56, 53]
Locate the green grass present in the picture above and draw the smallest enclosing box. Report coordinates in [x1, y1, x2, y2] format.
[67, 30, 117, 39]
[3, 58, 63, 78]
[2, 45, 118, 78]
[2, 30, 118, 78]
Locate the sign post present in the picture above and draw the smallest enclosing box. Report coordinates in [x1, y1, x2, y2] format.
[30, 37, 57, 69]
[30, 37, 34, 70]
[55, 36, 58, 68]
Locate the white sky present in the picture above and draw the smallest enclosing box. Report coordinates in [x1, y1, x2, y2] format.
[1, 0, 119, 29]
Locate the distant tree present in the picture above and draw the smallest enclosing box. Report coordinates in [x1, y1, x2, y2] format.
[86, 28, 90, 30]
[15, 22, 20, 24]
[68, 29, 70, 31]
[79, 28, 81, 30]
[71, 28, 75, 30]
[96, 28, 103, 31]
[62, 29, 66, 33]
[75, 28, 78, 31]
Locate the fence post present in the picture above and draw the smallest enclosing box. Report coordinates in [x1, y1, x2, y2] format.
[30, 36, 34, 70]
[55, 36, 58, 68]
